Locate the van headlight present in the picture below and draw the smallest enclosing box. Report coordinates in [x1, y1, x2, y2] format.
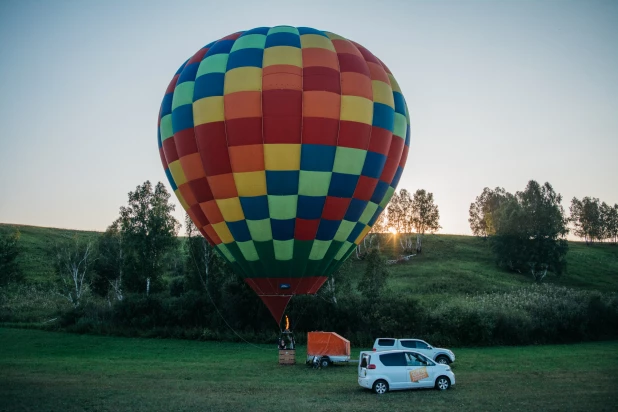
[445, 366, 451, 371]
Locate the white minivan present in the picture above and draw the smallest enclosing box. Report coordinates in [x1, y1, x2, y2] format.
[358, 350, 455, 394]
[373, 338, 455, 364]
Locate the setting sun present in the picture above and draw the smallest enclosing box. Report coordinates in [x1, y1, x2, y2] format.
[388, 227, 398, 234]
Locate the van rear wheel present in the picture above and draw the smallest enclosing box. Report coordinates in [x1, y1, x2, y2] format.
[373, 379, 389, 394]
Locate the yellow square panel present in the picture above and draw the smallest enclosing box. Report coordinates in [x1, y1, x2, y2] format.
[215, 197, 245, 222]
[300, 34, 335, 52]
[354, 225, 372, 245]
[264, 144, 301, 170]
[193, 96, 224, 125]
[233, 171, 267, 197]
[224, 67, 263, 94]
[263, 46, 302, 67]
[168, 160, 187, 187]
[211, 222, 234, 244]
[340, 95, 373, 125]
[372, 80, 394, 109]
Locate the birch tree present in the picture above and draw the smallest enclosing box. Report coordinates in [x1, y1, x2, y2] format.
[54, 236, 94, 307]
[410, 189, 441, 253]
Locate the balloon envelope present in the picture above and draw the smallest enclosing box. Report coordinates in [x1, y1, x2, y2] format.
[158, 26, 410, 323]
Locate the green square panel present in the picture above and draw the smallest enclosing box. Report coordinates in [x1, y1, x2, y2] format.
[393, 113, 407, 139]
[334, 241, 353, 260]
[316, 240, 343, 275]
[332, 147, 366, 175]
[226, 242, 256, 276]
[379, 186, 396, 208]
[334, 220, 356, 242]
[196, 54, 229, 77]
[216, 243, 235, 263]
[309, 239, 332, 260]
[171, 81, 195, 111]
[247, 219, 272, 242]
[230, 34, 267, 51]
[160, 114, 173, 141]
[268, 195, 297, 220]
[273, 239, 294, 261]
[267, 26, 300, 35]
[359, 202, 379, 225]
[298, 171, 331, 196]
[237, 240, 259, 261]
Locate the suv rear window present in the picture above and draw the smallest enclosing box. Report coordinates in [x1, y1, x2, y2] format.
[400, 340, 416, 349]
[380, 352, 407, 367]
[377, 339, 395, 346]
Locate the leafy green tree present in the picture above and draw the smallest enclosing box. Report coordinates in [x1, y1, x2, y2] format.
[570, 197, 602, 244]
[93, 222, 124, 301]
[116, 181, 180, 294]
[357, 249, 390, 298]
[410, 189, 441, 253]
[602, 203, 618, 244]
[469, 187, 513, 239]
[493, 180, 569, 282]
[0, 228, 21, 285]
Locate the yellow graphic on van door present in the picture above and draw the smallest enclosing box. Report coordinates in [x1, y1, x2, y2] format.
[409, 367, 429, 382]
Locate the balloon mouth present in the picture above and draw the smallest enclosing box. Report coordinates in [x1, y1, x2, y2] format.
[244, 277, 328, 324]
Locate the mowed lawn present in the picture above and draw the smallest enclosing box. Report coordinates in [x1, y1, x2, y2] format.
[1, 329, 617, 411]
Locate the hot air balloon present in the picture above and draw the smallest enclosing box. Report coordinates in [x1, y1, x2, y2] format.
[157, 26, 410, 325]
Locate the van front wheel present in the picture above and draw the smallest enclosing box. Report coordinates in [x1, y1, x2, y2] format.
[373, 379, 389, 394]
[435, 355, 450, 365]
[435, 376, 451, 390]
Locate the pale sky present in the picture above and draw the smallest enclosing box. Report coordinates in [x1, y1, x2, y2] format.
[1, 0, 617, 235]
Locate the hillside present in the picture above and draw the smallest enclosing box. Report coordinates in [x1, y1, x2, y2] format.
[0, 224, 100, 284]
[1, 223, 617, 295]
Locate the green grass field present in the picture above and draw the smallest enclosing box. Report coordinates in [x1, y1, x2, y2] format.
[1, 328, 617, 411]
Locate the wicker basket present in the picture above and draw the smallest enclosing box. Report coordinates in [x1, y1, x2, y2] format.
[278, 349, 296, 365]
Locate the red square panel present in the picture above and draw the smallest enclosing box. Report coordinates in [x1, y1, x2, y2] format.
[195, 121, 232, 176]
[337, 121, 372, 150]
[368, 126, 393, 156]
[226, 117, 263, 146]
[175, 128, 198, 157]
[353, 176, 378, 201]
[302, 117, 338, 146]
[163, 137, 179, 163]
[294, 218, 320, 241]
[189, 177, 214, 203]
[322, 196, 351, 221]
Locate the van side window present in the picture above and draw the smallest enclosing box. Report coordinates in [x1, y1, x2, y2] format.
[415, 341, 430, 350]
[405, 352, 424, 366]
[377, 339, 395, 346]
[380, 352, 407, 367]
[400, 340, 416, 349]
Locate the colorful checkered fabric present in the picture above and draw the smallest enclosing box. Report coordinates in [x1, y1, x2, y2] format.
[158, 26, 409, 302]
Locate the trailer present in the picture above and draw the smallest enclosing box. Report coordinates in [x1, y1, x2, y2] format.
[306, 331, 351, 368]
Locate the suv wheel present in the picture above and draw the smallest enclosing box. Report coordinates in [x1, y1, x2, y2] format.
[435, 355, 450, 365]
[435, 376, 451, 390]
[373, 379, 389, 394]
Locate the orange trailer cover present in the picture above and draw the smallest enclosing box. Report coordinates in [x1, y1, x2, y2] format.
[307, 332, 350, 356]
